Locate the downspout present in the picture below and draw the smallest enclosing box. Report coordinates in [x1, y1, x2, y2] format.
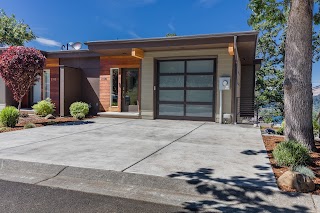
[233, 36, 239, 124]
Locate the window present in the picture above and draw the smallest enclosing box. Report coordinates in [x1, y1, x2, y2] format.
[33, 76, 41, 104]
[43, 69, 50, 99]
[110, 68, 119, 107]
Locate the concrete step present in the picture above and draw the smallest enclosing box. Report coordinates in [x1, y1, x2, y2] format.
[20, 108, 35, 115]
[97, 112, 140, 119]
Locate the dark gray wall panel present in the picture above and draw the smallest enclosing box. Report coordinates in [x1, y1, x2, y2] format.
[60, 57, 100, 114]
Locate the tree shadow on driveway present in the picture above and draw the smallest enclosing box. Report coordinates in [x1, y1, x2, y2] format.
[168, 168, 312, 212]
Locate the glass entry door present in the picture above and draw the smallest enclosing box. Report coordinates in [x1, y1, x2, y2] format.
[33, 76, 41, 104]
[121, 68, 139, 112]
[156, 59, 216, 121]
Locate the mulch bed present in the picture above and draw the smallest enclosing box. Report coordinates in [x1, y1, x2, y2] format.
[262, 135, 320, 194]
[0, 114, 78, 133]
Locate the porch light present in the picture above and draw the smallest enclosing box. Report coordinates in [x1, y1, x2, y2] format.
[228, 43, 234, 56]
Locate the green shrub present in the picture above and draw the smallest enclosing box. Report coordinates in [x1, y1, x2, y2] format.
[263, 115, 273, 124]
[24, 123, 36, 129]
[273, 140, 311, 167]
[74, 113, 85, 120]
[276, 121, 285, 135]
[0, 106, 19, 128]
[293, 165, 316, 179]
[69, 102, 89, 118]
[32, 98, 55, 117]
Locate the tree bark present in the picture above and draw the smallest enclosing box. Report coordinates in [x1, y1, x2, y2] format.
[284, 0, 316, 151]
[18, 99, 22, 111]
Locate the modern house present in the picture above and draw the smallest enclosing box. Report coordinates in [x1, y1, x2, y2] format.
[0, 31, 261, 123]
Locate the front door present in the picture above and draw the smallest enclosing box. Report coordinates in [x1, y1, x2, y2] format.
[121, 68, 139, 112]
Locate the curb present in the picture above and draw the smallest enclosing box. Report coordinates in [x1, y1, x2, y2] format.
[0, 158, 317, 212]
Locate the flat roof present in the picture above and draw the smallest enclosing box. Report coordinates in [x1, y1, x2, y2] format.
[85, 31, 259, 45]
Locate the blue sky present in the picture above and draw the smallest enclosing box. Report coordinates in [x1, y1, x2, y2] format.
[1, 0, 320, 85]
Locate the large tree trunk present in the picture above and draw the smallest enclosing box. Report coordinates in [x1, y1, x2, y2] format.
[284, 0, 316, 151]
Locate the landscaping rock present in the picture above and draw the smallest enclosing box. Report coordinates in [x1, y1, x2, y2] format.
[45, 114, 55, 120]
[264, 128, 276, 134]
[277, 170, 315, 193]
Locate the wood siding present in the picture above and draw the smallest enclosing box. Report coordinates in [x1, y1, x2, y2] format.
[45, 58, 60, 114]
[99, 56, 141, 112]
[141, 49, 233, 120]
[50, 66, 60, 114]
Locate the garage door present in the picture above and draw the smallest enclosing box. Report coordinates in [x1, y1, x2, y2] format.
[156, 59, 216, 121]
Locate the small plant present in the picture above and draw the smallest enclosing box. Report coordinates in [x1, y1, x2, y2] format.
[24, 123, 36, 129]
[0, 106, 19, 128]
[74, 113, 85, 120]
[32, 98, 55, 117]
[0, 127, 9, 132]
[273, 140, 311, 167]
[263, 115, 273, 124]
[276, 120, 285, 135]
[46, 121, 57, 126]
[293, 165, 316, 179]
[276, 127, 284, 135]
[69, 102, 89, 119]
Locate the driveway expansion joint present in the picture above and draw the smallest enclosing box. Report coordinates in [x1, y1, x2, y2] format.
[121, 122, 206, 172]
[34, 166, 69, 185]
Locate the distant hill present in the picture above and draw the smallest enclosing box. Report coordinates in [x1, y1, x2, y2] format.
[313, 86, 320, 112]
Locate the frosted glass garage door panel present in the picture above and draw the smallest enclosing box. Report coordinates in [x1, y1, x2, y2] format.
[159, 104, 184, 116]
[159, 76, 184, 87]
[159, 61, 185, 73]
[186, 90, 213, 102]
[187, 60, 214, 73]
[186, 105, 213, 117]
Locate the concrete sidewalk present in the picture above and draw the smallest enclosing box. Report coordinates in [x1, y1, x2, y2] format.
[0, 159, 317, 212]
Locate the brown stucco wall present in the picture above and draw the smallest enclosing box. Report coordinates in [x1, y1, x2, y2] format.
[60, 57, 100, 115]
[240, 65, 255, 98]
[63, 67, 82, 115]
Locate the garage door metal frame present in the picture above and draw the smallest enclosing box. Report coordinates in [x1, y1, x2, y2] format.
[155, 58, 217, 121]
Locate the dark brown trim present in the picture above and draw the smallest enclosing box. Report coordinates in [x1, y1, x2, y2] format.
[153, 58, 158, 119]
[138, 62, 142, 115]
[232, 55, 236, 123]
[156, 115, 215, 122]
[158, 101, 213, 105]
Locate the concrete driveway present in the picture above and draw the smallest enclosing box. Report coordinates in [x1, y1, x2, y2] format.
[0, 117, 277, 190]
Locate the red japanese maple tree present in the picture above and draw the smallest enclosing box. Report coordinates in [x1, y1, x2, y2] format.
[0, 46, 46, 110]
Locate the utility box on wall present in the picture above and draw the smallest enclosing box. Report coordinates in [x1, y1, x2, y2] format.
[219, 77, 231, 91]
